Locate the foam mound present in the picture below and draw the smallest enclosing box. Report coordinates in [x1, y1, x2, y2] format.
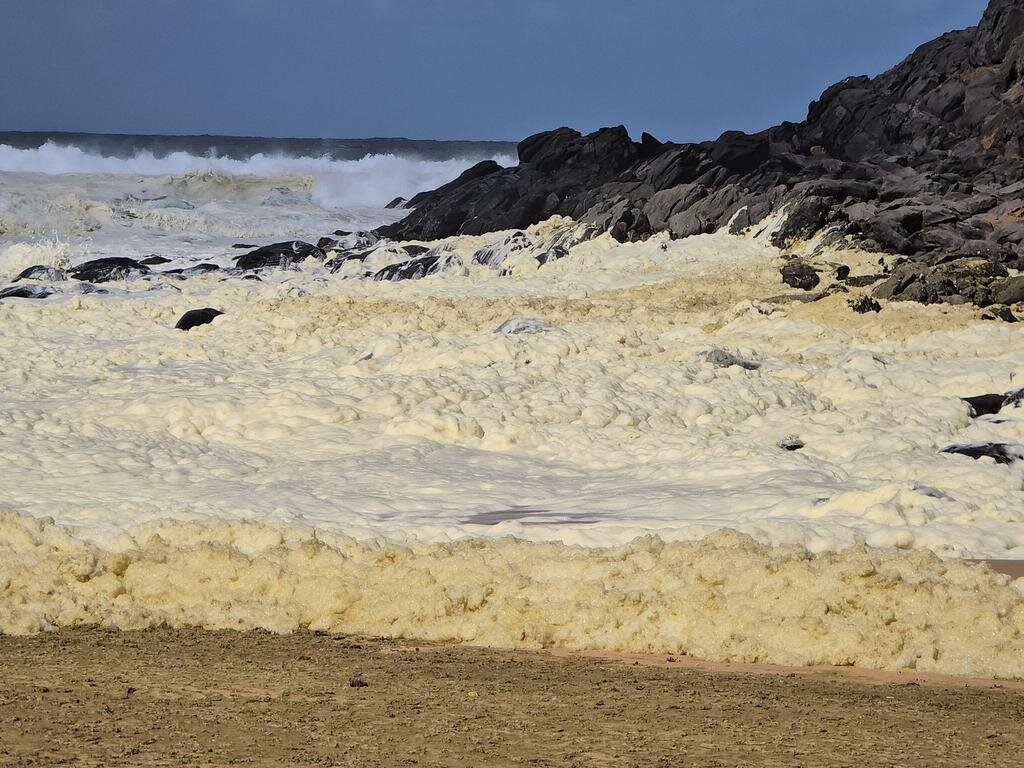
[2, 510, 1021, 678]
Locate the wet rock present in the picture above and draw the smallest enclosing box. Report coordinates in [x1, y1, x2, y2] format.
[982, 305, 1018, 322]
[849, 296, 882, 313]
[69, 258, 150, 283]
[834, 265, 851, 281]
[13, 265, 66, 282]
[1005, 388, 1024, 409]
[963, 393, 1010, 417]
[940, 443, 1024, 464]
[140, 255, 172, 265]
[780, 260, 821, 291]
[771, 198, 830, 249]
[232, 243, 257, 249]
[175, 308, 224, 331]
[473, 232, 534, 268]
[234, 241, 324, 271]
[385, 197, 407, 209]
[0, 284, 55, 300]
[372, 254, 442, 281]
[316, 237, 339, 250]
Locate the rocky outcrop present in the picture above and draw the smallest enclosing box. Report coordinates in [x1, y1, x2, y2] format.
[379, 0, 1024, 310]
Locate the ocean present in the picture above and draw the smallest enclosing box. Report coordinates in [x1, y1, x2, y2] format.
[0, 132, 1022, 678]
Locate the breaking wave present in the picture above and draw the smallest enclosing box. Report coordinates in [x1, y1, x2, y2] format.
[0, 141, 515, 208]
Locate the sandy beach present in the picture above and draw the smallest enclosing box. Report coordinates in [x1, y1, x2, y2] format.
[1, 627, 1022, 768]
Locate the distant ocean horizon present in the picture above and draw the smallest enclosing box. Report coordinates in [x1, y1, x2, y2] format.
[0, 130, 516, 162]
[0, 131, 517, 209]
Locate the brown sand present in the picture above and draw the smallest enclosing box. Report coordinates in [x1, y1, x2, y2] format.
[984, 560, 1024, 579]
[1, 628, 1022, 767]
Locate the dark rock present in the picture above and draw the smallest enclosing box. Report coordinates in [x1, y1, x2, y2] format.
[385, 197, 407, 209]
[779, 437, 805, 451]
[780, 260, 821, 290]
[333, 230, 352, 237]
[982, 305, 1018, 322]
[771, 198, 830, 248]
[849, 296, 882, 313]
[370, 0, 1024, 311]
[69, 258, 150, 283]
[13, 265, 65, 282]
[940, 443, 1024, 464]
[317, 237, 339, 250]
[232, 244, 257, 249]
[473, 232, 533, 268]
[835, 265, 851, 280]
[175, 308, 223, 331]
[845, 274, 886, 287]
[233, 241, 325, 271]
[963, 393, 1009, 417]
[992, 276, 1024, 305]
[140, 255, 172, 265]
[0, 284, 54, 300]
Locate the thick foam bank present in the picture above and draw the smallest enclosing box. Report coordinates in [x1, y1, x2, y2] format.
[2, 510, 1022, 679]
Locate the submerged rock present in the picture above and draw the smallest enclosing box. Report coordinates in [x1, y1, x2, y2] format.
[175, 308, 223, 331]
[495, 318, 554, 335]
[699, 348, 762, 371]
[77, 283, 109, 295]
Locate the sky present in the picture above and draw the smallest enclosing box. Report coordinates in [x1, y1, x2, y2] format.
[0, 0, 991, 143]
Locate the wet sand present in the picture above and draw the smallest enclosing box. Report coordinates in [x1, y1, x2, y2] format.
[986, 560, 1024, 579]
[1, 628, 1021, 767]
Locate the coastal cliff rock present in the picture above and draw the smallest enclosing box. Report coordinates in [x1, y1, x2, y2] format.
[379, 0, 1024, 309]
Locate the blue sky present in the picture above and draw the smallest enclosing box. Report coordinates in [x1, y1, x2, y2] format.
[0, 0, 989, 142]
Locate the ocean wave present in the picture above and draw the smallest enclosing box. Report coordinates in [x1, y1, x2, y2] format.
[0, 141, 515, 208]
